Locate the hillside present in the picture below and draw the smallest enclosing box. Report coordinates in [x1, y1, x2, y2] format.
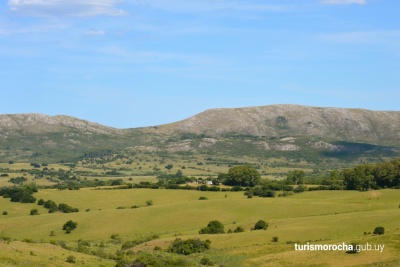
[0, 105, 399, 162]
[154, 104, 400, 146]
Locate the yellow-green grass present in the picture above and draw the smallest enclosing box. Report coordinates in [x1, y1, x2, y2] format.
[1, 189, 399, 266]
[0, 240, 115, 267]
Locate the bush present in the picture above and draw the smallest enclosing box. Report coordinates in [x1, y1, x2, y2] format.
[347, 243, 360, 254]
[128, 251, 192, 267]
[272, 236, 279, 242]
[233, 226, 245, 233]
[253, 220, 268, 230]
[373, 226, 385, 235]
[200, 257, 214, 266]
[66, 255, 76, 263]
[199, 220, 225, 234]
[2, 211, 8, 215]
[30, 209, 39, 215]
[168, 238, 211, 255]
[37, 199, 45, 205]
[198, 196, 208, 200]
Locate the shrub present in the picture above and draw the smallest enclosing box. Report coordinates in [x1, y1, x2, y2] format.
[373, 226, 385, 235]
[198, 196, 208, 200]
[128, 252, 191, 267]
[30, 209, 39, 215]
[200, 257, 214, 266]
[233, 226, 245, 233]
[347, 243, 360, 254]
[199, 220, 225, 234]
[37, 199, 45, 205]
[168, 238, 211, 255]
[146, 200, 153, 206]
[66, 255, 76, 263]
[272, 236, 279, 242]
[253, 220, 268, 230]
[2, 211, 8, 215]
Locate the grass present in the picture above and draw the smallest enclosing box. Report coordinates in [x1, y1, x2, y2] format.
[1, 188, 399, 266]
[0, 240, 115, 267]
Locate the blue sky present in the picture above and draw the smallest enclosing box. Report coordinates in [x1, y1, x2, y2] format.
[0, 0, 399, 128]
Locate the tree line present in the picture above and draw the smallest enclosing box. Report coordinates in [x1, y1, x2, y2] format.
[341, 158, 400, 190]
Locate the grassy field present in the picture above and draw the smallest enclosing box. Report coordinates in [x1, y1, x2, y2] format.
[1, 187, 399, 266]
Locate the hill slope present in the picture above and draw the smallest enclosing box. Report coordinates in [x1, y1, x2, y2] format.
[0, 105, 399, 162]
[155, 104, 400, 146]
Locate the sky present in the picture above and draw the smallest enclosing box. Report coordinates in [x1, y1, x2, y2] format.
[0, 0, 399, 128]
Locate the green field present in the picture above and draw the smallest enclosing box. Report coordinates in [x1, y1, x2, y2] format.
[1, 187, 399, 266]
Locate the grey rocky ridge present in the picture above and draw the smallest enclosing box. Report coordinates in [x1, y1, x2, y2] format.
[0, 104, 399, 162]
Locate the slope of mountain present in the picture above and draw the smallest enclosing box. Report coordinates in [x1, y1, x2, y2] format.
[0, 105, 399, 162]
[154, 104, 400, 146]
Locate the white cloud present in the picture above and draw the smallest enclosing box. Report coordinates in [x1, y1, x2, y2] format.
[322, 0, 366, 5]
[8, 0, 127, 17]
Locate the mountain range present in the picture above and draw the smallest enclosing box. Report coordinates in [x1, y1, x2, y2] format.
[0, 104, 399, 162]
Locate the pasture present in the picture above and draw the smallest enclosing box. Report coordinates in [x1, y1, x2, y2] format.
[1, 188, 399, 266]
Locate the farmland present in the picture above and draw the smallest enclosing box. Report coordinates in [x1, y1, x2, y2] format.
[1, 177, 399, 266]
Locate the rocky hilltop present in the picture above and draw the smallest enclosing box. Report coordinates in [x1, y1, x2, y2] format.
[0, 105, 399, 162]
[0, 113, 120, 135]
[157, 105, 400, 146]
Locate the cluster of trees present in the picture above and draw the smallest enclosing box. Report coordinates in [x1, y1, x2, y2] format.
[341, 159, 400, 190]
[8, 177, 28, 185]
[199, 220, 268, 235]
[38, 199, 79, 213]
[168, 238, 211, 255]
[286, 170, 306, 185]
[0, 184, 37, 203]
[220, 165, 261, 187]
[157, 170, 195, 185]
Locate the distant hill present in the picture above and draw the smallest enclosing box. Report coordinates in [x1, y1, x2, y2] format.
[0, 105, 399, 162]
[153, 104, 400, 146]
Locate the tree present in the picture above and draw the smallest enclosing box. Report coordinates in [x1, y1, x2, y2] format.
[199, 220, 225, 234]
[287, 170, 305, 185]
[373, 226, 385, 235]
[175, 169, 183, 178]
[253, 220, 268, 230]
[62, 220, 78, 234]
[165, 164, 173, 170]
[44, 200, 58, 213]
[224, 165, 261, 187]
